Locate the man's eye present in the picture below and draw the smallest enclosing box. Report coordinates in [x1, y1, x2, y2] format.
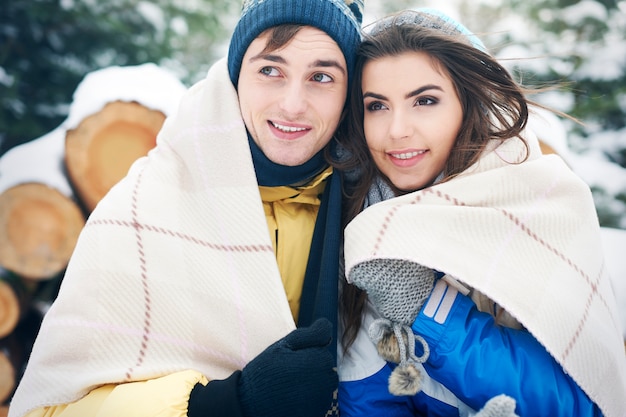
[260, 66, 279, 76]
[312, 73, 332, 83]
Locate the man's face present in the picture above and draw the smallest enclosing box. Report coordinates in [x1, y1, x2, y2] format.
[237, 26, 348, 166]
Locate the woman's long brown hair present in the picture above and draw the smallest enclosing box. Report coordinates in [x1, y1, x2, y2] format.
[331, 13, 563, 353]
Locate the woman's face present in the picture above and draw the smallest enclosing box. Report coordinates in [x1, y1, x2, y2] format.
[361, 51, 463, 191]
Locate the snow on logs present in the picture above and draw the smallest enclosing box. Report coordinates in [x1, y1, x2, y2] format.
[0, 64, 186, 390]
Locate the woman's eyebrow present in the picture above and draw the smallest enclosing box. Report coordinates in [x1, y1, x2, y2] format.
[405, 84, 443, 99]
[363, 84, 443, 101]
[363, 91, 387, 100]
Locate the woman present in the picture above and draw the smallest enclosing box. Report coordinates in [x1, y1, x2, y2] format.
[334, 9, 625, 417]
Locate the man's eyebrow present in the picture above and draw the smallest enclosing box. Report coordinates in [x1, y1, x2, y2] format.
[312, 59, 346, 75]
[248, 55, 346, 75]
[249, 53, 286, 64]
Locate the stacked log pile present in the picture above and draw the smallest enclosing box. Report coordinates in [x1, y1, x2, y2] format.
[0, 63, 186, 406]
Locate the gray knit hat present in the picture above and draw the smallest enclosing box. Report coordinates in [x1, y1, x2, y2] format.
[227, 0, 364, 86]
[369, 8, 487, 52]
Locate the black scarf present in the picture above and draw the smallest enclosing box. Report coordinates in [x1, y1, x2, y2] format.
[249, 136, 342, 361]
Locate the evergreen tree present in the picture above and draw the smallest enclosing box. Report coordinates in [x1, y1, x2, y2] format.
[489, 0, 626, 228]
[0, 0, 233, 156]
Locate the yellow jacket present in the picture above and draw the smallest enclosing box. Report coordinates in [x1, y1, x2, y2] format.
[19, 168, 329, 417]
[24, 371, 205, 417]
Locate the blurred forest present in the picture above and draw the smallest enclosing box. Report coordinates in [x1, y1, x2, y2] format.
[1, 0, 625, 228]
[0, 0, 235, 155]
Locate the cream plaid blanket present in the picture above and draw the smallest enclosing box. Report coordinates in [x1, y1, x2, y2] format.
[10, 58, 296, 416]
[343, 134, 626, 417]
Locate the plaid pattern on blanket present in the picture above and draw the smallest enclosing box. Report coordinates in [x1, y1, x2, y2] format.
[10, 58, 296, 416]
[344, 134, 626, 417]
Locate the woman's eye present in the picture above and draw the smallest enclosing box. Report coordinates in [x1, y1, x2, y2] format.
[416, 97, 436, 106]
[260, 66, 279, 77]
[312, 73, 333, 83]
[366, 101, 386, 111]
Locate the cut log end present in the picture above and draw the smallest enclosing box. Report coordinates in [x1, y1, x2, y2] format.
[0, 183, 85, 280]
[0, 280, 19, 338]
[0, 349, 15, 404]
[65, 100, 166, 212]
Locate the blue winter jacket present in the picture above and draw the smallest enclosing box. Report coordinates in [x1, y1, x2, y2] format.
[338, 279, 603, 417]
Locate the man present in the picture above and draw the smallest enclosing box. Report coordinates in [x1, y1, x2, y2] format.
[8, 1, 364, 416]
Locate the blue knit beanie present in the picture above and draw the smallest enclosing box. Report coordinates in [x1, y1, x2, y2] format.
[228, 0, 364, 86]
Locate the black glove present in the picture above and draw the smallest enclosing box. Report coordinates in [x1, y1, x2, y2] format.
[188, 318, 337, 417]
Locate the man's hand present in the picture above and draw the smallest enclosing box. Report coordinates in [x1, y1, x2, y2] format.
[188, 318, 337, 417]
[239, 317, 337, 417]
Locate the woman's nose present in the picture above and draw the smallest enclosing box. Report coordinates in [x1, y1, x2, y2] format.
[388, 109, 413, 140]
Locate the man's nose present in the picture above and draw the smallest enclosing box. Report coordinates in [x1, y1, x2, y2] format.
[279, 81, 308, 115]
